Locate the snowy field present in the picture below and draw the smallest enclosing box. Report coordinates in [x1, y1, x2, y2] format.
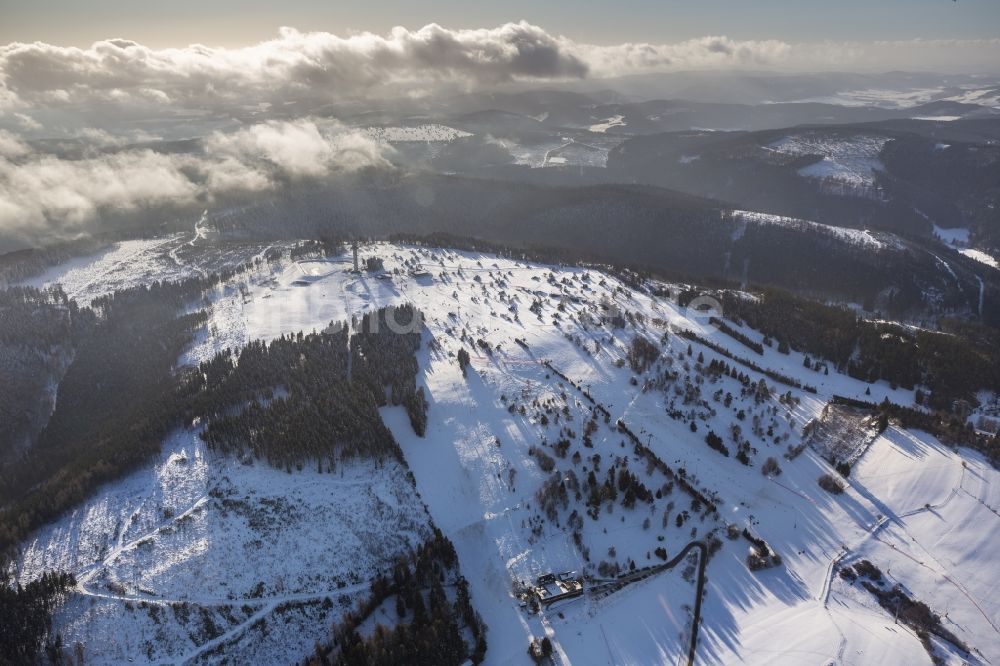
[789, 85, 1000, 110]
[960, 248, 999, 270]
[588, 115, 626, 133]
[933, 224, 971, 247]
[14, 239, 1000, 664]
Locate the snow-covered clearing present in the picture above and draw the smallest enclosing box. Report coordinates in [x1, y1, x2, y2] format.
[960, 248, 999, 270]
[789, 88, 948, 109]
[933, 224, 970, 247]
[731, 210, 891, 250]
[588, 115, 626, 133]
[944, 87, 1000, 109]
[768, 133, 888, 196]
[504, 134, 622, 168]
[21, 222, 282, 305]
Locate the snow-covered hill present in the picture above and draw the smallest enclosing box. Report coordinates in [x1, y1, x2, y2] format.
[15, 240, 1000, 665]
[15, 429, 431, 664]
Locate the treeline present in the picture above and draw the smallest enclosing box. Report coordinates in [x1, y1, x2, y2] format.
[831, 395, 999, 466]
[722, 290, 1000, 408]
[675, 328, 816, 393]
[307, 528, 487, 666]
[709, 317, 764, 355]
[0, 287, 82, 458]
[0, 286, 78, 348]
[0, 569, 76, 665]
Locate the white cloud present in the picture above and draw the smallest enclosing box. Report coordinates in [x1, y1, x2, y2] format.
[0, 129, 30, 158]
[0, 23, 588, 113]
[0, 118, 393, 245]
[2, 23, 998, 118]
[576, 36, 794, 76]
[2, 23, 997, 121]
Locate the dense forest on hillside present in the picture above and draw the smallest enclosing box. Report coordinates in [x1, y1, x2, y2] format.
[728, 223, 983, 317]
[198, 305, 426, 469]
[0, 570, 76, 665]
[0, 287, 80, 460]
[0, 278, 214, 557]
[607, 124, 1000, 247]
[721, 290, 1000, 408]
[879, 135, 1000, 248]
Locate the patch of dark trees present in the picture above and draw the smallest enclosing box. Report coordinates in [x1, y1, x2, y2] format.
[704, 431, 730, 457]
[306, 528, 487, 666]
[708, 317, 764, 355]
[0, 287, 79, 459]
[743, 528, 782, 571]
[627, 335, 660, 373]
[198, 305, 426, 469]
[0, 570, 76, 665]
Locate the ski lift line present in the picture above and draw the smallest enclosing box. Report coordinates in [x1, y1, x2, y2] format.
[767, 476, 818, 504]
[874, 536, 999, 634]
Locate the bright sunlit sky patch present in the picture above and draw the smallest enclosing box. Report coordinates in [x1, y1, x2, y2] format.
[1, 0, 998, 47]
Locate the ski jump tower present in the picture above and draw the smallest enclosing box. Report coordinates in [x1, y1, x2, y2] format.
[352, 241, 359, 272]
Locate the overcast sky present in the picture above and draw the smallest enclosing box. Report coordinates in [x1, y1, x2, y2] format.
[2, 0, 999, 47]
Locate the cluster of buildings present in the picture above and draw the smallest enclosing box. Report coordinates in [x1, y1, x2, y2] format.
[521, 571, 584, 611]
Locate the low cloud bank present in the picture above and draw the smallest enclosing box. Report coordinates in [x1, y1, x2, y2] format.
[6, 23, 994, 118]
[0, 119, 393, 247]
